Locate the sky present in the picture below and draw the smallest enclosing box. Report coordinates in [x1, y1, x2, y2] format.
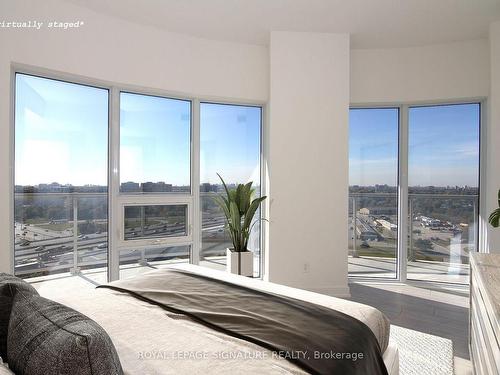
[16, 74, 478, 189]
[349, 104, 480, 188]
[15, 74, 261, 187]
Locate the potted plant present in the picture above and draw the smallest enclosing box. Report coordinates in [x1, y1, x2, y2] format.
[214, 173, 266, 276]
[489, 189, 500, 228]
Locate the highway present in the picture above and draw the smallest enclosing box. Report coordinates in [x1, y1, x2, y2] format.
[14, 214, 230, 275]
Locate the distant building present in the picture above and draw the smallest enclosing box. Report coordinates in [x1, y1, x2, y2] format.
[140, 182, 173, 192]
[359, 207, 397, 216]
[201, 183, 218, 192]
[121, 182, 140, 192]
[376, 219, 397, 231]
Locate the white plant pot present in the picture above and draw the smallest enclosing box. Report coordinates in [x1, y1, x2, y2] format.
[227, 249, 253, 277]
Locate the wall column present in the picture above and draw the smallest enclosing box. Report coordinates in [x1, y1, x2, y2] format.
[267, 31, 350, 296]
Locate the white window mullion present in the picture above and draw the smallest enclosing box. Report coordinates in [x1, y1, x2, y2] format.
[397, 105, 409, 282]
[109, 87, 121, 282]
[191, 99, 201, 265]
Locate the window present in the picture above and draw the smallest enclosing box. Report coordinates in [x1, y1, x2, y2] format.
[13, 70, 264, 282]
[200, 103, 262, 277]
[123, 204, 188, 240]
[14, 73, 109, 279]
[117, 92, 193, 265]
[407, 104, 480, 283]
[348, 103, 481, 284]
[348, 108, 399, 279]
[119, 92, 191, 193]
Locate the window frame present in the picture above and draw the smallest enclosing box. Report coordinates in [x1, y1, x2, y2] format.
[347, 106, 401, 280]
[10, 63, 267, 282]
[118, 91, 193, 195]
[12, 72, 111, 277]
[117, 198, 193, 248]
[198, 101, 264, 277]
[349, 100, 486, 284]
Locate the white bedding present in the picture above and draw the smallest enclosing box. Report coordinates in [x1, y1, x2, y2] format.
[38, 264, 398, 375]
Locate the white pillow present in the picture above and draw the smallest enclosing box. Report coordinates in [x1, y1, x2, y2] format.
[0, 357, 14, 375]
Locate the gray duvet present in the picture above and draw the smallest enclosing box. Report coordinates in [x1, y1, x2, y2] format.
[37, 265, 392, 375]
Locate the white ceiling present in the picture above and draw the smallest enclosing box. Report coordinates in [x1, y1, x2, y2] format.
[66, 0, 500, 48]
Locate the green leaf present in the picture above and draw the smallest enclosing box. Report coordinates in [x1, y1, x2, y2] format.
[489, 208, 500, 228]
[240, 182, 253, 213]
[235, 184, 243, 213]
[242, 196, 266, 232]
[229, 201, 241, 250]
[217, 173, 231, 201]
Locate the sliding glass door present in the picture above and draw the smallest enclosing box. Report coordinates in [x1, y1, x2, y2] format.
[407, 104, 480, 283]
[348, 103, 480, 284]
[14, 74, 109, 279]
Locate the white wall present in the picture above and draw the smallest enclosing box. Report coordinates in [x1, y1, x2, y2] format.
[0, 0, 268, 273]
[1, 0, 497, 281]
[351, 40, 490, 103]
[267, 31, 350, 296]
[351, 39, 499, 255]
[485, 21, 500, 253]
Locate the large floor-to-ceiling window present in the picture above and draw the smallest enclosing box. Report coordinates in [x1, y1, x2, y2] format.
[348, 103, 480, 284]
[199, 103, 262, 277]
[407, 104, 480, 283]
[348, 108, 399, 279]
[117, 92, 192, 279]
[13, 71, 264, 281]
[14, 73, 109, 279]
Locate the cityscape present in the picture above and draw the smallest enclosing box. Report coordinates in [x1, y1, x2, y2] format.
[14, 181, 259, 278]
[14, 178, 475, 282]
[348, 184, 478, 281]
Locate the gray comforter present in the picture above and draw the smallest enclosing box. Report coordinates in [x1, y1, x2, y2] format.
[98, 268, 388, 375]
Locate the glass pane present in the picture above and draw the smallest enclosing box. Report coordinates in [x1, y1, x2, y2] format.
[200, 103, 262, 276]
[14, 74, 108, 280]
[119, 245, 190, 279]
[124, 204, 187, 240]
[408, 104, 480, 283]
[348, 108, 399, 279]
[120, 92, 191, 193]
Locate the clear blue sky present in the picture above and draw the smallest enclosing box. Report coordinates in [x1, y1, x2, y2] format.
[18, 73, 477, 189]
[15, 74, 261, 187]
[200, 103, 261, 185]
[15, 74, 109, 186]
[349, 104, 480, 187]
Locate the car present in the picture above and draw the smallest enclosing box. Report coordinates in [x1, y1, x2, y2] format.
[97, 243, 107, 249]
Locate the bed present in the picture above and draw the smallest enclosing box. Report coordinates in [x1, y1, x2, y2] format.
[38, 264, 399, 375]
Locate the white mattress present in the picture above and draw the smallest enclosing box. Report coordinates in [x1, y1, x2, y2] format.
[38, 265, 399, 375]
